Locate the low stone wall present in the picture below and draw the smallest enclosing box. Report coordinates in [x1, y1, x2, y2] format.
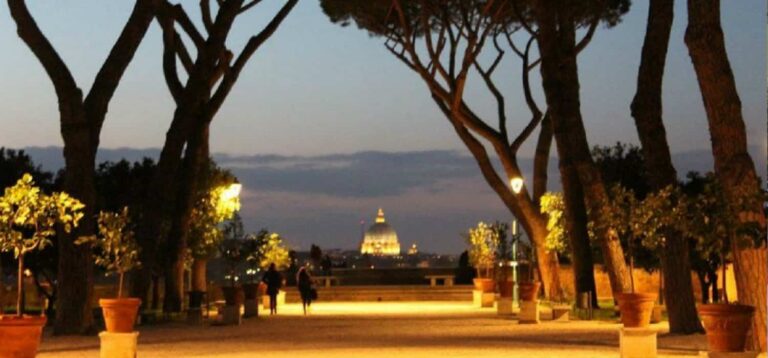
[557, 264, 737, 302]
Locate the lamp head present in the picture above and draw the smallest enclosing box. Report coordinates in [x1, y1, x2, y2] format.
[510, 177, 524, 194]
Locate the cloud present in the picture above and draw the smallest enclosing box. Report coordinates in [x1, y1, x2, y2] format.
[219, 150, 482, 198]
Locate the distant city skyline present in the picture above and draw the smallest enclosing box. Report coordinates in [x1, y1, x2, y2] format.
[0, 1, 764, 253]
[17, 145, 766, 254]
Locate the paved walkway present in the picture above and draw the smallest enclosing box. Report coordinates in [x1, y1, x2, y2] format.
[38, 302, 708, 357]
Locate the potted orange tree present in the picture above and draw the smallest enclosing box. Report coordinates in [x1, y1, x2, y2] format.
[684, 177, 760, 353]
[76, 207, 141, 333]
[0, 174, 84, 357]
[598, 185, 656, 328]
[466, 222, 499, 294]
[517, 241, 541, 302]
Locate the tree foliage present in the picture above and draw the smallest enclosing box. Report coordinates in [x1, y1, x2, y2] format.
[76, 208, 140, 275]
[188, 165, 240, 259]
[260, 232, 291, 271]
[0, 173, 84, 316]
[465, 221, 501, 278]
[539, 192, 569, 254]
[0, 174, 84, 259]
[75, 208, 140, 298]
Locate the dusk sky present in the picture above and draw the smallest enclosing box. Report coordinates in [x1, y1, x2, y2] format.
[0, 1, 765, 254]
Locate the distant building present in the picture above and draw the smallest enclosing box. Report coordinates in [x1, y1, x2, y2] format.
[407, 243, 419, 256]
[359, 208, 401, 256]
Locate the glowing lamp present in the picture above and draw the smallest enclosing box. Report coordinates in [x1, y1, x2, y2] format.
[510, 177, 524, 194]
[221, 182, 242, 201]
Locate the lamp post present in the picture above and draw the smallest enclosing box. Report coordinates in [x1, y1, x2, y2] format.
[509, 177, 524, 308]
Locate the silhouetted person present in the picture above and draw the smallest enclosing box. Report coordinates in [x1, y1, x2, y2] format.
[297, 267, 314, 315]
[262, 263, 283, 315]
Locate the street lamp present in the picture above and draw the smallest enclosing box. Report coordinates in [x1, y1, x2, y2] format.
[509, 176, 524, 308]
[221, 182, 242, 201]
[510, 177, 524, 194]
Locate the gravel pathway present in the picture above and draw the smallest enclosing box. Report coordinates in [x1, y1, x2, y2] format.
[38, 302, 709, 357]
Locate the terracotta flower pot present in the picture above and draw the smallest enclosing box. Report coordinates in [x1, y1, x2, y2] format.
[498, 281, 514, 298]
[698, 303, 755, 353]
[100, 298, 141, 333]
[243, 283, 260, 300]
[0, 315, 46, 358]
[519, 281, 541, 302]
[616, 292, 656, 328]
[473, 278, 495, 293]
[222, 286, 244, 306]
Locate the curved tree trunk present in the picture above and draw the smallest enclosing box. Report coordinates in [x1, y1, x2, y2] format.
[191, 259, 208, 293]
[163, 124, 209, 313]
[534, 0, 631, 295]
[685, 0, 767, 350]
[440, 106, 562, 300]
[557, 155, 599, 308]
[57, 118, 96, 334]
[631, 0, 702, 334]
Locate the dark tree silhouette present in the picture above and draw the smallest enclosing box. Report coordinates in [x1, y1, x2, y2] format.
[685, 0, 766, 349]
[131, 0, 299, 313]
[7, 0, 157, 334]
[528, 0, 632, 295]
[630, 0, 702, 334]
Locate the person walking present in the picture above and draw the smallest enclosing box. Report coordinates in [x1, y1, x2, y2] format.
[297, 267, 315, 315]
[262, 263, 283, 315]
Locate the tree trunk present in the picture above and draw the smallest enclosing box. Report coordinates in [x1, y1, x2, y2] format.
[685, 0, 767, 350]
[191, 259, 207, 293]
[558, 155, 599, 308]
[631, 0, 702, 334]
[133, 105, 199, 307]
[163, 124, 208, 313]
[534, 0, 631, 295]
[8, 0, 156, 333]
[696, 271, 710, 303]
[431, 94, 563, 300]
[56, 109, 96, 334]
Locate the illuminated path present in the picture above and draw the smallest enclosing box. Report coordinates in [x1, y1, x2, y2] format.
[39, 302, 707, 357]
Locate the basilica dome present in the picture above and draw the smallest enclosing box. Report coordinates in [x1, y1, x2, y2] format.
[360, 208, 401, 256]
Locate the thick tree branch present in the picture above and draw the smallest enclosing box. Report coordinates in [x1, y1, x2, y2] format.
[208, 0, 298, 118]
[200, 0, 214, 34]
[8, 0, 80, 101]
[159, 15, 185, 103]
[167, 3, 205, 49]
[240, 0, 263, 14]
[85, 0, 157, 135]
[532, 113, 552, 202]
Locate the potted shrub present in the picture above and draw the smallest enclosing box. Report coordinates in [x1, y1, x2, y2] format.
[465, 222, 499, 293]
[631, 186, 685, 325]
[219, 237, 244, 307]
[684, 177, 760, 353]
[517, 240, 541, 302]
[76, 208, 141, 333]
[598, 185, 656, 328]
[0, 174, 84, 357]
[242, 229, 268, 317]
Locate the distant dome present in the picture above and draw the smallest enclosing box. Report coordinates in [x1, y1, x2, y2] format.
[360, 209, 401, 256]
